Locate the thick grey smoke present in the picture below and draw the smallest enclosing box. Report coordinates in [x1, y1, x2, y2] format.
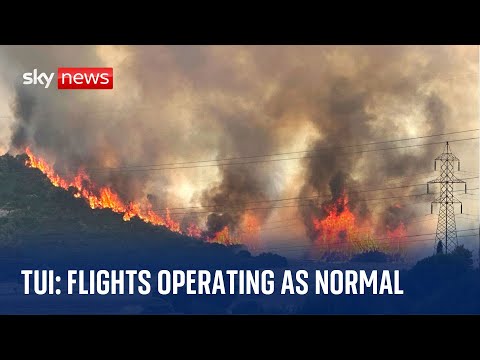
[255, 48, 457, 242]
[382, 204, 414, 233]
[198, 105, 275, 235]
[201, 165, 270, 236]
[11, 85, 35, 148]
[0, 45, 476, 243]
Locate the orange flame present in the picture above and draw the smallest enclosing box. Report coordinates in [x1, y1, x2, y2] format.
[25, 147, 183, 234]
[25, 147, 408, 254]
[207, 213, 261, 247]
[186, 223, 202, 238]
[239, 213, 260, 249]
[313, 192, 357, 247]
[209, 226, 239, 246]
[311, 192, 409, 254]
[386, 222, 407, 249]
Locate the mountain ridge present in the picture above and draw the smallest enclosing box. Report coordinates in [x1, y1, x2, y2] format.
[0, 152, 288, 270]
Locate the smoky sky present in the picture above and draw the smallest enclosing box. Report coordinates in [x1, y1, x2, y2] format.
[11, 84, 35, 148]
[296, 74, 450, 240]
[0, 45, 477, 237]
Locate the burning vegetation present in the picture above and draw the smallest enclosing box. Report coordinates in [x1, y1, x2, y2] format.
[308, 191, 408, 256]
[25, 147, 182, 234]
[24, 147, 263, 248]
[303, 172, 408, 257]
[25, 145, 408, 257]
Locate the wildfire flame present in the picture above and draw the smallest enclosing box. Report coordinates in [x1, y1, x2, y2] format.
[312, 192, 360, 248]
[208, 226, 239, 246]
[311, 192, 408, 254]
[24, 147, 265, 248]
[206, 213, 260, 247]
[186, 223, 202, 238]
[24, 147, 408, 255]
[239, 212, 260, 249]
[25, 147, 182, 233]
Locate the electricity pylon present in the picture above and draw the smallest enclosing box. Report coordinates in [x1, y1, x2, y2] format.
[427, 141, 466, 254]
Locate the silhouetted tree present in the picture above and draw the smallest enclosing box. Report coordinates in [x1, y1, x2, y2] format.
[451, 245, 473, 269]
[350, 250, 391, 263]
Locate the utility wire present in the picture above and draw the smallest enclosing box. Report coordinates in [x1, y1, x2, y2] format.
[150, 176, 478, 212]
[84, 128, 480, 170]
[265, 234, 479, 254]
[6, 174, 476, 214]
[256, 228, 480, 253]
[165, 187, 478, 216]
[86, 135, 480, 173]
[12, 135, 478, 175]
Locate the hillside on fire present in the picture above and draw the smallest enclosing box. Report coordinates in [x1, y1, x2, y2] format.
[0, 152, 287, 272]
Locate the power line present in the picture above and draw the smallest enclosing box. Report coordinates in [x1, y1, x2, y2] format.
[165, 188, 478, 217]
[265, 234, 479, 254]
[150, 176, 478, 212]
[84, 128, 479, 170]
[256, 228, 480, 253]
[166, 187, 478, 216]
[13, 136, 478, 176]
[254, 216, 442, 234]
[79, 133, 480, 173]
[5, 171, 476, 214]
[33, 187, 479, 220]
[3, 162, 450, 181]
[458, 170, 479, 175]
[15, 190, 480, 235]
[89, 137, 480, 173]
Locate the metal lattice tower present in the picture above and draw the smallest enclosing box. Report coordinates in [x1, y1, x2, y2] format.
[427, 142, 466, 254]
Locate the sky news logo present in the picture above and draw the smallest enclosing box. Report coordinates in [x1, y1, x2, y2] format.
[22, 68, 113, 89]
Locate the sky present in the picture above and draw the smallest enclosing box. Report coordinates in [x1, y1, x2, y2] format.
[0, 45, 477, 261]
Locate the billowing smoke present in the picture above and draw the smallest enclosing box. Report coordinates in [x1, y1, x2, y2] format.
[201, 166, 270, 236]
[11, 85, 35, 148]
[0, 45, 476, 246]
[264, 48, 458, 241]
[382, 204, 413, 233]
